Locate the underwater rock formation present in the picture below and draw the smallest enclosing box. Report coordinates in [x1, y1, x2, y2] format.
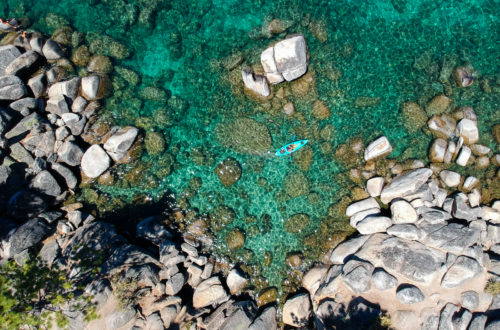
[215, 118, 272, 155]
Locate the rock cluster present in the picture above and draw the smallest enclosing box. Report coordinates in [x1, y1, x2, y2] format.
[242, 34, 308, 96]
[289, 137, 500, 329]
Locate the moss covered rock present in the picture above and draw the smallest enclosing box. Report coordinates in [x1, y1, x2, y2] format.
[284, 213, 310, 233]
[87, 32, 130, 59]
[493, 125, 500, 144]
[425, 94, 452, 116]
[402, 102, 427, 133]
[257, 287, 278, 307]
[216, 118, 271, 155]
[226, 228, 245, 250]
[283, 171, 309, 197]
[51, 26, 73, 45]
[145, 131, 166, 155]
[210, 205, 235, 231]
[115, 66, 140, 86]
[139, 86, 168, 102]
[354, 97, 381, 108]
[296, 145, 314, 171]
[44, 13, 69, 32]
[312, 100, 331, 119]
[215, 157, 242, 187]
[87, 55, 113, 74]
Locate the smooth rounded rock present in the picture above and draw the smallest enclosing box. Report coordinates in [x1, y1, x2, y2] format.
[366, 177, 385, 197]
[273, 35, 308, 82]
[396, 284, 425, 304]
[372, 268, 398, 290]
[457, 118, 479, 144]
[103, 126, 139, 162]
[57, 141, 83, 166]
[440, 170, 461, 187]
[429, 138, 447, 163]
[355, 216, 392, 235]
[380, 168, 433, 204]
[5, 50, 40, 76]
[0, 45, 21, 75]
[461, 290, 479, 310]
[81, 145, 111, 178]
[81, 75, 100, 100]
[391, 200, 418, 224]
[42, 39, 64, 60]
[226, 268, 248, 294]
[30, 170, 62, 197]
[387, 224, 420, 240]
[0, 75, 27, 100]
[346, 197, 380, 217]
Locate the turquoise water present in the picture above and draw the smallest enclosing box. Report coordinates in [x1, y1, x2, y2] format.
[2, 0, 499, 289]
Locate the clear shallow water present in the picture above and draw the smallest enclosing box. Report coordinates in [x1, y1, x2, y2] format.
[2, 0, 499, 288]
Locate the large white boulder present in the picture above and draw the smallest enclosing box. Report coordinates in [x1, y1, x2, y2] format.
[81, 145, 111, 178]
[103, 127, 139, 162]
[241, 68, 270, 97]
[364, 136, 392, 161]
[346, 197, 380, 217]
[380, 168, 433, 204]
[272, 35, 308, 81]
[260, 47, 284, 84]
[457, 118, 479, 144]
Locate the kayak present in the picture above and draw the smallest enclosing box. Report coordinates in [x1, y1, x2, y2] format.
[275, 139, 309, 156]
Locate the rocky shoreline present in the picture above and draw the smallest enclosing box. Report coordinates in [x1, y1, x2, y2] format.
[1, 22, 500, 330]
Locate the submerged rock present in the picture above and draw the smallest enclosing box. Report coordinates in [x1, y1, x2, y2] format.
[215, 157, 241, 187]
[402, 102, 427, 133]
[210, 206, 235, 231]
[216, 118, 271, 155]
[283, 170, 309, 197]
[226, 228, 245, 250]
[425, 94, 451, 116]
[284, 213, 310, 233]
[145, 131, 166, 155]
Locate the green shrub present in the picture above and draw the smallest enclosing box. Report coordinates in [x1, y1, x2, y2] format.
[0, 258, 98, 328]
[485, 280, 500, 295]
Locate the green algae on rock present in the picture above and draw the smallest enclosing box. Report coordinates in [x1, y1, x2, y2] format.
[225, 228, 246, 250]
[145, 131, 166, 155]
[402, 102, 428, 134]
[284, 213, 310, 233]
[215, 118, 272, 155]
[283, 170, 309, 198]
[215, 157, 242, 187]
[209, 205, 235, 232]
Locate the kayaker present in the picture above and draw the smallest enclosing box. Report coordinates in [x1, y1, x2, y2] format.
[286, 144, 296, 152]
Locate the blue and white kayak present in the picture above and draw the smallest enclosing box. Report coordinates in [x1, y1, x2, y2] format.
[275, 139, 309, 156]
